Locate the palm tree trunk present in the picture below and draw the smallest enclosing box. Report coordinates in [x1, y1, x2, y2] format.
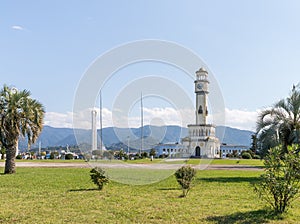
[4, 139, 18, 174]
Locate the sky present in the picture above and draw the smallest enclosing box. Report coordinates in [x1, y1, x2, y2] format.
[1, 0, 300, 131]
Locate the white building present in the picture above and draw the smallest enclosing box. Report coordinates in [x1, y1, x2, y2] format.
[220, 144, 249, 158]
[182, 67, 220, 158]
[155, 67, 220, 158]
[154, 142, 184, 158]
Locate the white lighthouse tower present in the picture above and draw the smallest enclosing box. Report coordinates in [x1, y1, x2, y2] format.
[182, 67, 220, 158]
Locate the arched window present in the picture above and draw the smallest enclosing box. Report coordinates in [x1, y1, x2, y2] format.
[195, 146, 201, 157]
[198, 105, 203, 114]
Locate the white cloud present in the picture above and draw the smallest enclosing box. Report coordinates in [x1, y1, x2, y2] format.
[44, 107, 259, 131]
[11, 25, 24, 31]
[142, 107, 192, 127]
[111, 107, 194, 128]
[44, 112, 74, 128]
[45, 108, 113, 130]
[224, 108, 259, 131]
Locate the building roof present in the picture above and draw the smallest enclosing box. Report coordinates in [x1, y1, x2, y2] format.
[220, 144, 248, 148]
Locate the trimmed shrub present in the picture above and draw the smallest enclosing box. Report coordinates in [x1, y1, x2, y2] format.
[133, 153, 141, 160]
[253, 154, 261, 159]
[90, 167, 109, 190]
[241, 152, 252, 159]
[50, 152, 56, 159]
[159, 154, 168, 159]
[149, 148, 156, 157]
[103, 150, 114, 160]
[65, 154, 73, 160]
[141, 151, 148, 158]
[174, 165, 196, 197]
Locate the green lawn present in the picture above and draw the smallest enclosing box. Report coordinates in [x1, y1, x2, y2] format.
[124, 158, 265, 166]
[212, 158, 264, 165]
[0, 167, 299, 223]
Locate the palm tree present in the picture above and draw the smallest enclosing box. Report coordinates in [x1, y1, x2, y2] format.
[0, 85, 45, 174]
[256, 84, 300, 156]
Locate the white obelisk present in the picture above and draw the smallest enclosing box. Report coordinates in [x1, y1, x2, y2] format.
[91, 109, 97, 152]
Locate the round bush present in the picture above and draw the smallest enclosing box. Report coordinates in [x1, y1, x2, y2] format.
[174, 165, 196, 197]
[90, 167, 109, 190]
[241, 152, 252, 159]
[253, 154, 261, 159]
[65, 154, 74, 160]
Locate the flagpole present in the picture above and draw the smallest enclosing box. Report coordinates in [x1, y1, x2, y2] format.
[100, 90, 103, 155]
[140, 92, 143, 155]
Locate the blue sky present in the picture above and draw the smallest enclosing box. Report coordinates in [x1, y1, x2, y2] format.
[1, 1, 300, 130]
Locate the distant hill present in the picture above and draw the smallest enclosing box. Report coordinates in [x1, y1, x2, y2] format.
[18, 126, 75, 149]
[18, 125, 254, 151]
[216, 126, 254, 146]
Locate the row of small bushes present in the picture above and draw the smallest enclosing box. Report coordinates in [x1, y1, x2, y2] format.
[226, 150, 261, 159]
[241, 152, 261, 159]
[90, 165, 196, 198]
[16, 153, 74, 160]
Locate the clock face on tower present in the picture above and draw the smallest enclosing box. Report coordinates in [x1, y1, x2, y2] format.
[197, 83, 203, 90]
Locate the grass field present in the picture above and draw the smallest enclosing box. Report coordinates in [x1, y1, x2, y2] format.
[96, 158, 265, 166]
[1, 166, 300, 223]
[125, 158, 264, 166]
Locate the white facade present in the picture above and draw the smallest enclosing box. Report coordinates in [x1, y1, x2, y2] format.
[220, 144, 248, 158]
[154, 143, 184, 158]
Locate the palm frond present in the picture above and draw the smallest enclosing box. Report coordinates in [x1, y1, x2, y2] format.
[256, 83, 300, 154]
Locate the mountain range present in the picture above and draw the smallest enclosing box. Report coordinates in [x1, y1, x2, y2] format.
[18, 125, 254, 151]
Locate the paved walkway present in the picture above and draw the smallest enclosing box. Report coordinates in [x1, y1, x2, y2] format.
[0, 161, 263, 171]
